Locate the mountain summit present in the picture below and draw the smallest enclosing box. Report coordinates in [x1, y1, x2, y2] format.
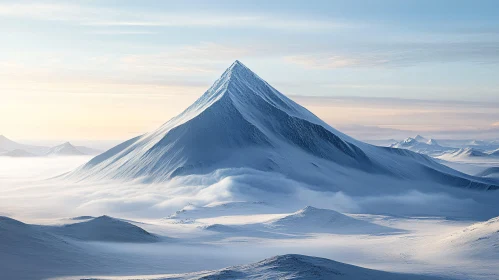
[68, 61, 498, 190]
[45, 142, 85, 156]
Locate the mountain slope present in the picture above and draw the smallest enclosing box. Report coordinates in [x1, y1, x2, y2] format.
[438, 216, 499, 259]
[67, 61, 499, 191]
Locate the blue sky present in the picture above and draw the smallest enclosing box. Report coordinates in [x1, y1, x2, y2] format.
[1, 0, 498, 141]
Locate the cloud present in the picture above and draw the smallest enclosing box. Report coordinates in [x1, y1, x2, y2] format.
[119, 42, 252, 73]
[0, 2, 351, 31]
[285, 42, 499, 69]
[292, 95, 499, 140]
[1, 158, 496, 222]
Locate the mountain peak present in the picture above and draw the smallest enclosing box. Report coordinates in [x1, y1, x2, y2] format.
[222, 60, 259, 83]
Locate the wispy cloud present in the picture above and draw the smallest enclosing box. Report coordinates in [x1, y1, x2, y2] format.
[0, 2, 352, 31]
[285, 42, 499, 69]
[119, 42, 252, 73]
[292, 95, 499, 140]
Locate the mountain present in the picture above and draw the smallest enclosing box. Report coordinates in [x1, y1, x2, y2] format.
[0, 135, 48, 155]
[0, 136, 99, 157]
[45, 142, 85, 156]
[164, 254, 445, 280]
[0, 149, 37, 157]
[67, 61, 499, 191]
[44, 215, 158, 243]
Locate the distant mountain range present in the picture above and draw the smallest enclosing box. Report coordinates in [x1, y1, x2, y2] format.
[388, 135, 499, 159]
[0, 135, 100, 157]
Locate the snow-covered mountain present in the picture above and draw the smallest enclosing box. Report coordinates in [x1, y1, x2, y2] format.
[438, 147, 490, 161]
[45, 142, 85, 156]
[0, 135, 48, 155]
[0, 149, 37, 157]
[0, 136, 100, 157]
[67, 61, 499, 191]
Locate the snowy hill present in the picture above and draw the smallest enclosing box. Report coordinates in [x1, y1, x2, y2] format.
[45, 215, 158, 243]
[0, 216, 90, 279]
[265, 206, 398, 234]
[145, 254, 445, 280]
[45, 142, 85, 156]
[67, 61, 499, 191]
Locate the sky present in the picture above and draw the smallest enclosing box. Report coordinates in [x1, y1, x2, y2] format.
[1, 0, 498, 143]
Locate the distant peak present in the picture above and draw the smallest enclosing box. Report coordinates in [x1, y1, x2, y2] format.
[402, 137, 416, 143]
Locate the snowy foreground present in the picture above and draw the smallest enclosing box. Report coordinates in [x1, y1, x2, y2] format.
[0, 156, 498, 280]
